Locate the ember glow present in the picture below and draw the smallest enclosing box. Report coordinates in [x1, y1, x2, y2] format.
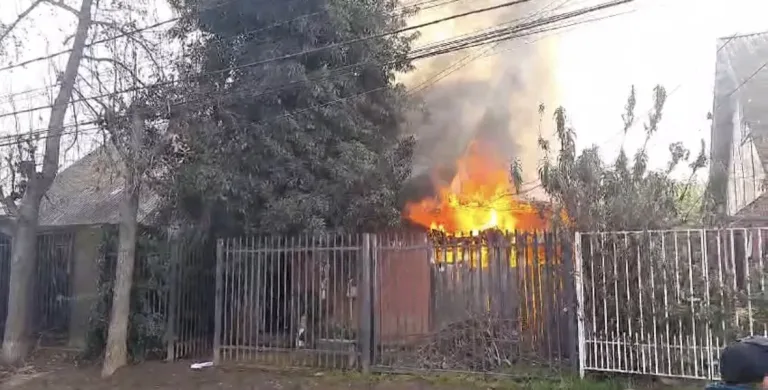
[404, 142, 547, 234]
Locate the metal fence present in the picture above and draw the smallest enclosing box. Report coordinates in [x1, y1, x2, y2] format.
[164, 240, 216, 360]
[372, 231, 574, 376]
[0, 231, 213, 359]
[575, 228, 768, 380]
[33, 232, 75, 346]
[213, 231, 576, 376]
[101, 239, 216, 360]
[0, 232, 76, 346]
[214, 235, 364, 368]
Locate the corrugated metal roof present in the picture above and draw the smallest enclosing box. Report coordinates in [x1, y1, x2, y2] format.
[38, 146, 161, 227]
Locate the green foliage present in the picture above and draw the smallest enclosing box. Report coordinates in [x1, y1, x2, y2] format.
[82, 226, 170, 362]
[535, 85, 709, 232]
[159, 0, 418, 235]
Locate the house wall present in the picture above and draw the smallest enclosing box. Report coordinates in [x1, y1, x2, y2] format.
[67, 225, 103, 349]
[727, 102, 766, 216]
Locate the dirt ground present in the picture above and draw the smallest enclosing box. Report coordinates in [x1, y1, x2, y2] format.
[1, 359, 502, 390]
[0, 350, 703, 390]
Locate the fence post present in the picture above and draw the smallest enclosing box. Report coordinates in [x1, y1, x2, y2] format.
[358, 233, 373, 374]
[569, 231, 586, 378]
[213, 238, 224, 365]
[165, 234, 180, 361]
[563, 231, 585, 377]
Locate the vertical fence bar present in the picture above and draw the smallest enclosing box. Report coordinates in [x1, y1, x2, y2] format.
[165, 236, 179, 361]
[359, 233, 372, 374]
[702, 230, 713, 379]
[213, 238, 224, 364]
[744, 229, 753, 335]
[572, 231, 585, 378]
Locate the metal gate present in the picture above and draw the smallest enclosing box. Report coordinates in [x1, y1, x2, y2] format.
[213, 231, 576, 377]
[574, 228, 768, 380]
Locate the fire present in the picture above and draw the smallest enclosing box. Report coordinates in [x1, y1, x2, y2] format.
[404, 141, 547, 234]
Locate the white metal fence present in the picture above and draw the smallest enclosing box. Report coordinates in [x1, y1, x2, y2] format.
[575, 228, 768, 380]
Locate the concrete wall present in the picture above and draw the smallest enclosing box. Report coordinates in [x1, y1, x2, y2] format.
[67, 225, 103, 349]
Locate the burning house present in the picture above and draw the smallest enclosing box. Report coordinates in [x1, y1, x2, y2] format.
[403, 141, 552, 235]
[371, 139, 567, 365]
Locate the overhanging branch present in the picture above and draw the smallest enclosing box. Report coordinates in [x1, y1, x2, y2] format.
[42, 0, 80, 17]
[83, 55, 147, 87]
[91, 20, 163, 74]
[0, 187, 19, 217]
[0, 0, 44, 45]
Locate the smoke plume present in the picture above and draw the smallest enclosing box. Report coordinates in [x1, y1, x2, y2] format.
[399, 0, 561, 200]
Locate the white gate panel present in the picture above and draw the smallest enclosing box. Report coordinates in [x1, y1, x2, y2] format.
[574, 228, 768, 380]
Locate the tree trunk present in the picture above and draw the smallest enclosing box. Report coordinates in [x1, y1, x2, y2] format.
[101, 169, 139, 376]
[1, 205, 39, 362]
[1, 0, 93, 364]
[102, 113, 143, 377]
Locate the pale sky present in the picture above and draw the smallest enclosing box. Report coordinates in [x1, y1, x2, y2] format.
[558, 0, 768, 180]
[0, 0, 766, 182]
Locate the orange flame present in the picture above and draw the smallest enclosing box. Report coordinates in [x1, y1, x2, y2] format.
[404, 141, 547, 234]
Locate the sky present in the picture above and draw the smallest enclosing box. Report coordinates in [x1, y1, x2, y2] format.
[0, 0, 766, 182]
[557, 0, 768, 181]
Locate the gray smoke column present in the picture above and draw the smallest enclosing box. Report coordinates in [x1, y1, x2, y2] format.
[399, 0, 561, 199]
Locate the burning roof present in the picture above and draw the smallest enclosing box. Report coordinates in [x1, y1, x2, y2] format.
[403, 141, 552, 234]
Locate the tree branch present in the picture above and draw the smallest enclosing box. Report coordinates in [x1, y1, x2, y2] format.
[0, 0, 44, 46]
[91, 20, 163, 75]
[83, 55, 147, 87]
[42, 0, 80, 17]
[0, 186, 19, 217]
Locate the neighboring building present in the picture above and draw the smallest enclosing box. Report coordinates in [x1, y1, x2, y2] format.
[0, 145, 162, 349]
[709, 31, 768, 225]
[39, 145, 162, 228]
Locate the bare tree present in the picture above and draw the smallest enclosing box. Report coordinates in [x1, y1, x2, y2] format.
[74, 21, 168, 374]
[0, 0, 95, 363]
[0, 0, 165, 365]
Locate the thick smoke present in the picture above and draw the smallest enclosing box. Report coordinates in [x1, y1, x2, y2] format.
[399, 0, 560, 201]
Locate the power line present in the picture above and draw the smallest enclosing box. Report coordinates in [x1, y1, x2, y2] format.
[0, 0, 470, 102]
[0, 0, 631, 150]
[0, 0, 248, 73]
[720, 60, 768, 104]
[0, 0, 542, 120]
[409, 0, 574, 94]
[32, 0, 630, 117]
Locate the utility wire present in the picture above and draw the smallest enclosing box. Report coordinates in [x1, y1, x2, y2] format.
[0, 0, 542, 120]
[7, 0, 630, 120]
[0, 0, 471, 103]
[0, 0, 323, 73]
[0, 1, 568, 140]
[0, 0, 466, 76]
[0, 0, 631, 146]
[409, 0, 573, 94]
[719, 60, 768, 105]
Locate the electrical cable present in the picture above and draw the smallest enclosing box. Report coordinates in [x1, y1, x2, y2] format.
[0, 0, 469, 82]
[0, 0, 541, 119]
[0, 0, 632, 147]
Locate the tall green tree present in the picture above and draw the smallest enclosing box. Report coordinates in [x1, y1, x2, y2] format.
[536, 85, 708, 232]
[164, 0, 417, 234]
